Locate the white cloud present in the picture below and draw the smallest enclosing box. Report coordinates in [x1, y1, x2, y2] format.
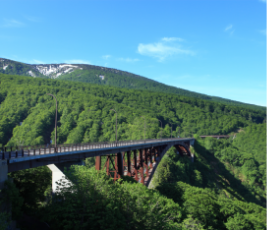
[117, 58, 140, 63]
[259, 0, 266, 3]
[224, 24, 235, 35]
[162, 37, 184, 42]
[260, 29, 266, 35]
[2, 19, 24, 27]
[225, 24, 233, 32]
[137, 41, 195, 62]
[102, 55, 111, 60]
[65, 59, 91, 64]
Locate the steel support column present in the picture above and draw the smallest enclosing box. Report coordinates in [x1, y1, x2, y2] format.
[127, 151, 131, 177]
[95, 156, 101, 170]
[133, 150, 138, 181]
[117, 152, 123, 177]
[144, 149, 149, 178]
[106, 156, 110, 176]
[114, 154, 118, 181]
[139, 149, 144, 184]
[150, 148, 154, 167]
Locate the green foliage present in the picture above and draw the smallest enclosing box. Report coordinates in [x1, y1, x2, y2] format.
[153, 134, 266, 229]
[153, 126, 266, 229]
[225, 213, 253, 230]
[39, 166, 182, 230]
[0, 73, 264, 148]
[180, 215, 205, 230]
[0, 211, 10, 230]
[0, 180, 23, 220]
[8, 166, 52, 211]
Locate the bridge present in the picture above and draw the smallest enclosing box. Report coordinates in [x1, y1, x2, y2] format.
[0, 138, 195, 191]
[200, 135, 230, 139]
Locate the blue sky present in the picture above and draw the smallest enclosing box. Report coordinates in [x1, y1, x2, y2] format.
[0, 0, 266, 106]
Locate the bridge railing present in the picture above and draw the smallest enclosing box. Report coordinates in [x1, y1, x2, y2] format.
[1, 137, 191, 160]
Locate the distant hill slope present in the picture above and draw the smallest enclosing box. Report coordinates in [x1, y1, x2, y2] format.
[0, 57, 265, 111]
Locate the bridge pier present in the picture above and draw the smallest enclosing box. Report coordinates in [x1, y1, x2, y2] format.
[133, 150, 138, 181]
[0, 159, 8, 190]
[47, 160, 84, 193]
[47, 164, 71, 193]
[96, 153, 124, 181]
[139, 149, 144, 184]
[95, 156, 101, 171]
[95, 148, 157, 185]
[126, 151, 131, 177]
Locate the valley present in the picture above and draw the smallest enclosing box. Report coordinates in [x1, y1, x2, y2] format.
[0, 71, 265, 229]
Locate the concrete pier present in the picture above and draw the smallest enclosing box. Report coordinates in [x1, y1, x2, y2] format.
[47, 164, 72, 193]
[47, 160, 84, 193]
[0, 159, 8, 190]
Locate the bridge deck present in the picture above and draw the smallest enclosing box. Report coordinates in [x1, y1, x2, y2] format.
[2, 138, 195, 172]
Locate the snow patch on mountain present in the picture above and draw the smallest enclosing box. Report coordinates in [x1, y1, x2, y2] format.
[33, 64, 82, 79]
[28, 70, 36, 77]
[64, 68, 73, 73]
[3, 65, 8, 70]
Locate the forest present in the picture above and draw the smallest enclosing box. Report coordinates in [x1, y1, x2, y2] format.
[0, 72, 265, 230]
[0, 73, 265, 148]
[0, 58, 265, 111]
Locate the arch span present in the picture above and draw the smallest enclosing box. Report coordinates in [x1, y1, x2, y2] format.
[145, 143, 193, 188]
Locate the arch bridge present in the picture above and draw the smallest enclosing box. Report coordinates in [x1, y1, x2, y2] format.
[0, 138, 195, 190]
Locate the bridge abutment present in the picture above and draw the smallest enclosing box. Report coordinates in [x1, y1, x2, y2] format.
[0, 159, 8, 190]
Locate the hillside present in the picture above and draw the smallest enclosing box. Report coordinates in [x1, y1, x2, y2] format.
[0, 73, 265, 230]
[0, 58, 265, 111]
[0, 73, 265, 148]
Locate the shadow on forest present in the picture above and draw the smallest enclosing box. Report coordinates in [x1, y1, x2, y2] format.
[156, 140, 264, 208]
[193, 140, 264, 207]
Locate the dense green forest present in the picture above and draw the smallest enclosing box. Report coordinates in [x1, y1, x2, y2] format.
[0, 73, 265, 229]
[0, 73, 265, 148]
[0, 58, 265, 111]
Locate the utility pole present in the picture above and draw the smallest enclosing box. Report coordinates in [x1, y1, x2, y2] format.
[140, 116, 146, 140]
[158, 119, 162, 140]
[110, 109, 117, 146]
[47, 93, 57, 152]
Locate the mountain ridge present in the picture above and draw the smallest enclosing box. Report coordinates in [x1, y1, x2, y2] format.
[0, 57, 265, 111]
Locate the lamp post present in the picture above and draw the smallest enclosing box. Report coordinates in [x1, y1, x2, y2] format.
[110, 109, 117, 146]
[158, 119, 162, 140]
[140, 116, 146, 140]
[47, 93, 57, 152]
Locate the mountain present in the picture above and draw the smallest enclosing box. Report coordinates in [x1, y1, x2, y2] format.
[0, 57, 265, 111]
[0, 72, 265, 230]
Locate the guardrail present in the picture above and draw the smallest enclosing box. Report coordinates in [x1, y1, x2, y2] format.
[1, 137, 192, 160]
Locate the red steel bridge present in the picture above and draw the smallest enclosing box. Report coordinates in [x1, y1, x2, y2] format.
[0, 138, 195, 189]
